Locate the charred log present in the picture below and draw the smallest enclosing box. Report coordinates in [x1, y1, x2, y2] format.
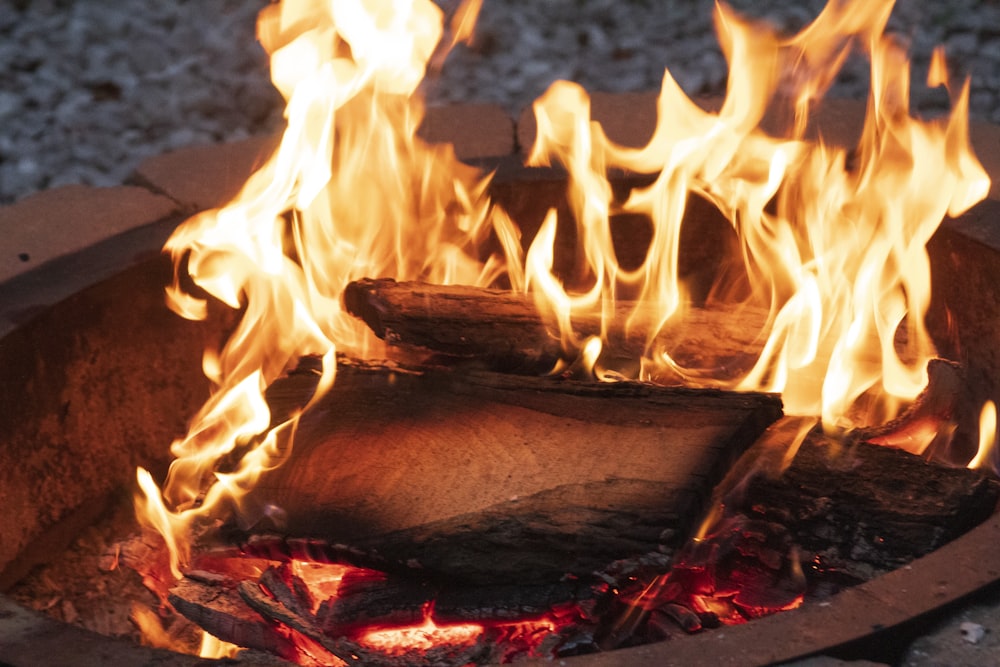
[167, 578, 297, 659]
[343, 278, 769, 376]
[736, 430, 1000, 585]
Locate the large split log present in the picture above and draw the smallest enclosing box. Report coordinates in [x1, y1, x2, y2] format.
[240, 360, 783, 585]
[342, 279, 914, 395]
[343, 278, 770, 376]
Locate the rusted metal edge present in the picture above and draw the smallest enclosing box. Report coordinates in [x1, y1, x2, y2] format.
[0, 213, 183, 340]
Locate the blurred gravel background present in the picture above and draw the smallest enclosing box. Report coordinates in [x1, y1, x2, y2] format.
[1, 0, 999, 203]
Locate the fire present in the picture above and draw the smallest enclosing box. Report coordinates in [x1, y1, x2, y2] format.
[969, 400, 997, 470]
[525, 0, 989, 429]
[360, 604, 482, 653]
[131, 0, 991, 658]
[135, 0, 497, 579]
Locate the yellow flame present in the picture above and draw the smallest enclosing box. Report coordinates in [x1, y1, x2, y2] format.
[969, 400, 997, 470]
[198, 633, 242, 659]
[135, 0, 991, 645]
[137, 0, 505, 583]
[526, 0, 988, 430]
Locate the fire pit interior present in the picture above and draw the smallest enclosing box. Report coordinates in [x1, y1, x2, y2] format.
[3, 0, 1000, 665]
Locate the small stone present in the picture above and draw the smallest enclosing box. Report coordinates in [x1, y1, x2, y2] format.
[0, 91, 20, 121]
[947, 32, 980, 56]
[960, 621, 986, 644]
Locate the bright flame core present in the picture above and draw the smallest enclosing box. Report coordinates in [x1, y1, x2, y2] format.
[136, 0, 989, 621]
[525, 0, 988, 427]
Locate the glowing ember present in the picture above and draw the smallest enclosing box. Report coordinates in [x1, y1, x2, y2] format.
[360, 605, 482, 653]
[127, 0, 993, 660]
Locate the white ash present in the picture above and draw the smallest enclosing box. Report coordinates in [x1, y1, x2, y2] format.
[2, 0, 1000, 205]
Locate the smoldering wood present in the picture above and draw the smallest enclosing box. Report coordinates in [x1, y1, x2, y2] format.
[750, 434, 999, 578]
[175, 568, 578, 666]
[246, 359, 783, 585]
[314, 576, 592, 636]
[432, 580, 593, 623]
[594, 413, 1000, 645]
[315, 575, 431, 636]
[167, 578, 296, 658]
[235, 534, 393, 573]
[343, 278, 771, 376]
[258, 564, 315, 619]
[172, 576, 353, 666]
[711, 417, 1000, 585]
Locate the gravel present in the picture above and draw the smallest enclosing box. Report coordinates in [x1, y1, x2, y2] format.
[2, 0, 1000, 204]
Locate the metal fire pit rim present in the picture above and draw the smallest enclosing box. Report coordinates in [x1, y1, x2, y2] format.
[1, 177, 1000, 667]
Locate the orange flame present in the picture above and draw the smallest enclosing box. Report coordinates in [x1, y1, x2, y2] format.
[135, 0, 496, 579]
[525, 0, 989, 430]
[969, 400, 997, 470]
[134, 0, 990, 651]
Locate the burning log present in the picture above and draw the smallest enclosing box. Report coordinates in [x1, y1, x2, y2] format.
[590, 414, 1000, 647]
[163, 367, 1000, 660]
[168, 553, 600, 667]
[343, 277, 770, 376]
[731, 428, 1000, 585]
[167, 576, 297, 659]
[251, 359, 783, 585]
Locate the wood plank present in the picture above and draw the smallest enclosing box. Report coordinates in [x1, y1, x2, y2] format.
[343, 278, 769, 377]
[245, 360, 783, 585]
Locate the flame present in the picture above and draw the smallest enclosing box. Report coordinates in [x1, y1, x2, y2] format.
[969, 400, 997, 470]
[526, 0, 988, 431]
[135, 0, 497, 579]
[198, 633, 241, 659]
[133, 0, 991, 655]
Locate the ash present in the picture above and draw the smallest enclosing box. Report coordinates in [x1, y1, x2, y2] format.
[2, 0, 1000, 204]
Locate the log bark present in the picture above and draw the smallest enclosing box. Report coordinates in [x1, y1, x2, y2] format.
[708, 416, 1000, 587]
[167, 577, 295, 658]
[343, 278, 770, 377]
[740, 431, 1000, 582]
[243, 360, 783, 585]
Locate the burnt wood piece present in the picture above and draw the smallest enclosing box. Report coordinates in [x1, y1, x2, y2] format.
[167, 578, 296, 659]
[708, 418, 1000, 588]
[169, 576, 350, 666]
[176, 562, 589, 665]
[315, 573, 432, 636]
[314, 576, 594, 637]
[343, 278, 770, 376]
[599, 416, 1000, 645]
[249, 360, 783, 585]
[742, 432, 1000, 583]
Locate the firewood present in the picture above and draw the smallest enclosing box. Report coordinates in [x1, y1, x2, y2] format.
[247, 359, 783, 585]
[732, 430, 1000, 583]
[343, 278, 770, 377]
[166, 578, 295, 658]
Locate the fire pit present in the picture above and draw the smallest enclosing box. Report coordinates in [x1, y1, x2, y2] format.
[4, 0, 1000, 664]
[2, 102, 1000, 665]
